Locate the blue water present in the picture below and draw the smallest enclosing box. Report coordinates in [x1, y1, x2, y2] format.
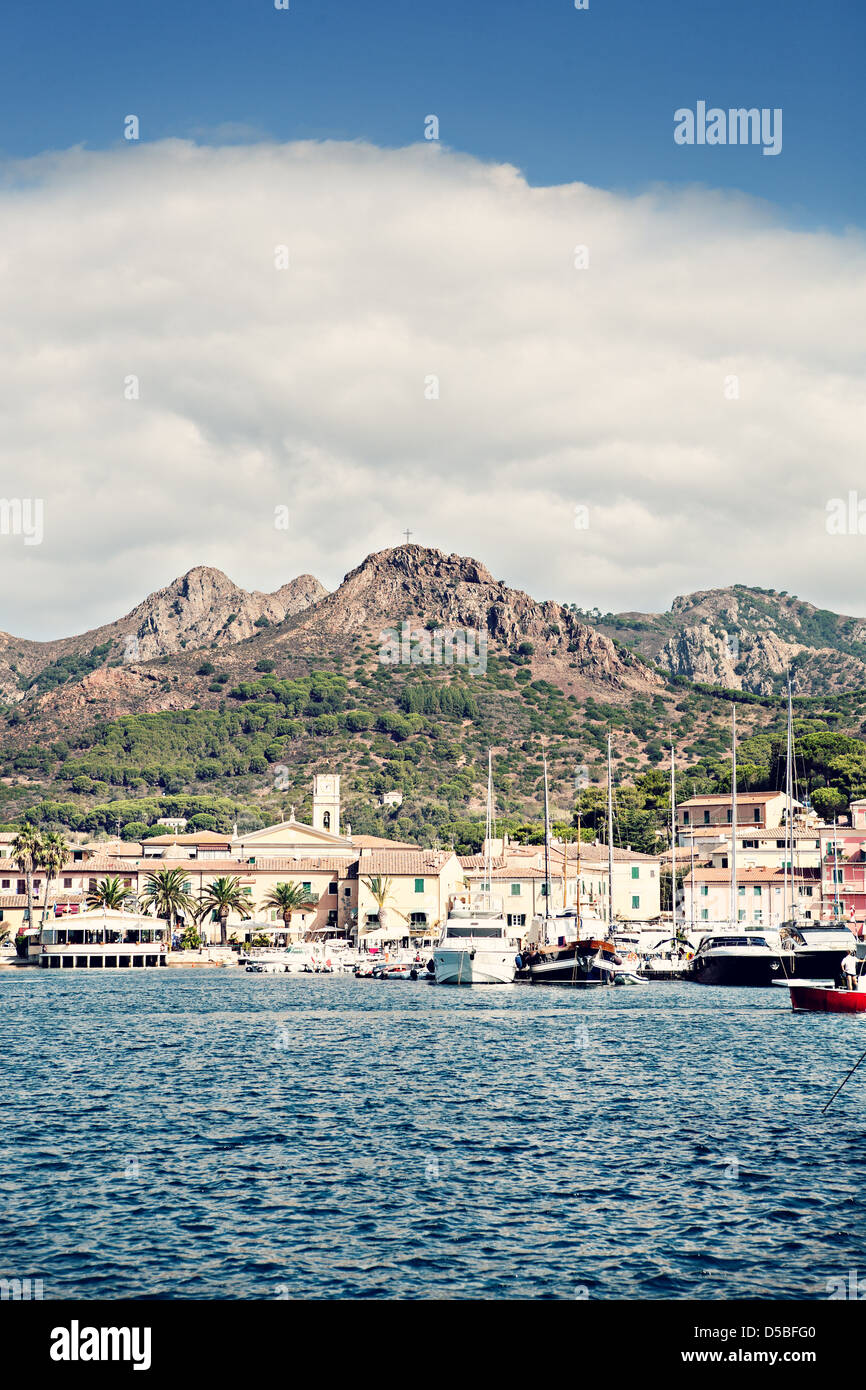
[1, 971, 865, 1300]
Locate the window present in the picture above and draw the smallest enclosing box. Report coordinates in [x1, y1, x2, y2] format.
[322, 811, 331, 830]
[507, 914, 526, 927]
[700, 908, 709, 921]
[631, 895, 640, 909]
[726, 811, 732, 824]
[754, 911, 763, 923]
[700, 885, 709, 897]
[737, 909, 746, 922]
[414, 878, 424, 893]
[803, 886, 813, 897]
[541, 883, 549, 897]
[242, 887, 252, 897]
[302, 881, 311, 891]
[703, 811, 710, 824]
[328, 882, 337, 896]
[738, 885, 745, 897]
[753, 809, 760, 823]
[343, 887, 351, 897]
[753, 886, 761, 897]
[683, 811, 690, 825]
[63, 878, 72, 889]
[631, 867, 639, 880]
[510, 883, 520, 896]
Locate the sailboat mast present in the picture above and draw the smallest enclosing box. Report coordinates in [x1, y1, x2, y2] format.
[785, 674, 794, 924]
[542, 751, 552, 940]
[484, 749, 493, 907]
[690, 833, 696, 934]
[607, 732, 615, 935]
[671, 741, 677, 941]
[730, 706, 738, 926]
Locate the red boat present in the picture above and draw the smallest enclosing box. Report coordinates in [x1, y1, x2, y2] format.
[790, 984, 866, 1014]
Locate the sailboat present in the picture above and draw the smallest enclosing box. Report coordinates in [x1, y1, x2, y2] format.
[778, 673, 856, 981]
[690, 707, 793, 986]
[638, 742, 691, 981]
[517, 738, 632, 986]
[433, 751, 517, 985]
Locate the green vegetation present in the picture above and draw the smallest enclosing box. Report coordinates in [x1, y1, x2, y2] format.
[28, 642, 112, 695]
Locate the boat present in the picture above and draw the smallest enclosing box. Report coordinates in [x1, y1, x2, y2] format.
[784, 921, 857, 982]
[241, 942, 331, 974]
[518, 737, 641, 987]
[789, 981, 866, 1013]
[689, 929, 791, 986]
[433, 752, 517, 985]
[638, 938, 691, 981]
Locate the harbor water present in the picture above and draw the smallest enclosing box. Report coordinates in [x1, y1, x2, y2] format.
[2, 972, 865, 1300]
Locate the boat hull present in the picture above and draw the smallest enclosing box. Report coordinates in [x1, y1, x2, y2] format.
[433, 949, 515, 985]
[789, 949, 849, 983]
[790, 984, 866, 1013]
[690, 954, 787, 987]
[517, 940, 618, 987]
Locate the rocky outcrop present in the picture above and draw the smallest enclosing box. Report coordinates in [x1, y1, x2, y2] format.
[287, 545, 663, 693]
[2, 567, 327, 702]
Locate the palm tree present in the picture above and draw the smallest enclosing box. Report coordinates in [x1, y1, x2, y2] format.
[360, 874, 406, 937]
[40, 831, 69, 924]
[139, 869, 199, 943]
[196, 875, 252, 946]
[11, 826, 44, 930]
[262, 881, 317, 937]
[86, 876, 133, 911]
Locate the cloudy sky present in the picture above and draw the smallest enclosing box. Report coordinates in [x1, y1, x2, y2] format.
[1, 1, 865, 638]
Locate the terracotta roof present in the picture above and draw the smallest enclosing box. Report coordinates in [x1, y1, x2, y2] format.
[144, 832, 232, 846]
[351, 835, 419, 850]
[351, 850, 455, 877]
[684, 866, 821, 883]
[679, 792, 789, 806]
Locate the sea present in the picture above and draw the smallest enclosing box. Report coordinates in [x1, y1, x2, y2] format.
[1, 971, 865, 1300]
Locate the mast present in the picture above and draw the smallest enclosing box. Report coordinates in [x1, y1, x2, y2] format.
[833, 818, 841, 920]
[784, 673, 794, 924]
[670, 741, 677, 941]
[542, 750, 552, 940]
[730, 706, 738, 926]
[690, 832, 696, 935]
[607, 732, 615, 935]
[484, 749, 493, 908]
[576, 797, 583, 937]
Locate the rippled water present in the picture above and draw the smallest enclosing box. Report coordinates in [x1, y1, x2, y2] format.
[1, 971, 865, 1300]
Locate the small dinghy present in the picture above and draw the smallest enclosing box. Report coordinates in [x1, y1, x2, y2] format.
[789, 983, 866, 1014]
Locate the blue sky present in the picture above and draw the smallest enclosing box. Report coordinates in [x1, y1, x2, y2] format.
[2, 0, 864, 228]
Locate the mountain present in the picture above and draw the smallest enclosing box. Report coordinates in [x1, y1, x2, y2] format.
[274, 545, 663, 694]
[0, 566, 328, 705]
[5, 551, 866, 847]
[585, 585, 866, 697]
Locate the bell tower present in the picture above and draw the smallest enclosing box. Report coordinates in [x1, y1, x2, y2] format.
[312, 774, 340, 837]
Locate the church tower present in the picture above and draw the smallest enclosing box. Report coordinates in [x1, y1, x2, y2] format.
[312, 774, 340, 837]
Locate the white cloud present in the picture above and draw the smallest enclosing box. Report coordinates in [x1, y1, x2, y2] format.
[0, 137, 864, 638]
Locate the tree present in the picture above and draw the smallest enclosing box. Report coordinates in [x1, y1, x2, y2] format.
[39, 831, 68, 924]
[262, 881, 317, 935]
[86, 876, 133, 911]
[197, 875, 252, 946]
[360, 875, 406, 936]
[12, 826, 43, 929]
[139, 869, 199, 939]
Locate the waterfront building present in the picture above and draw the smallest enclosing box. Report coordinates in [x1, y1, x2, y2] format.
[682, 864, 821, 928]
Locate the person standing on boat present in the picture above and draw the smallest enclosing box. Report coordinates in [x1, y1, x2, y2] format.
[841, 951, 859, 991]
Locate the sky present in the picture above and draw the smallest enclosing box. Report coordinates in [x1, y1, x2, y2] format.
[1, 0, 865, 637]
